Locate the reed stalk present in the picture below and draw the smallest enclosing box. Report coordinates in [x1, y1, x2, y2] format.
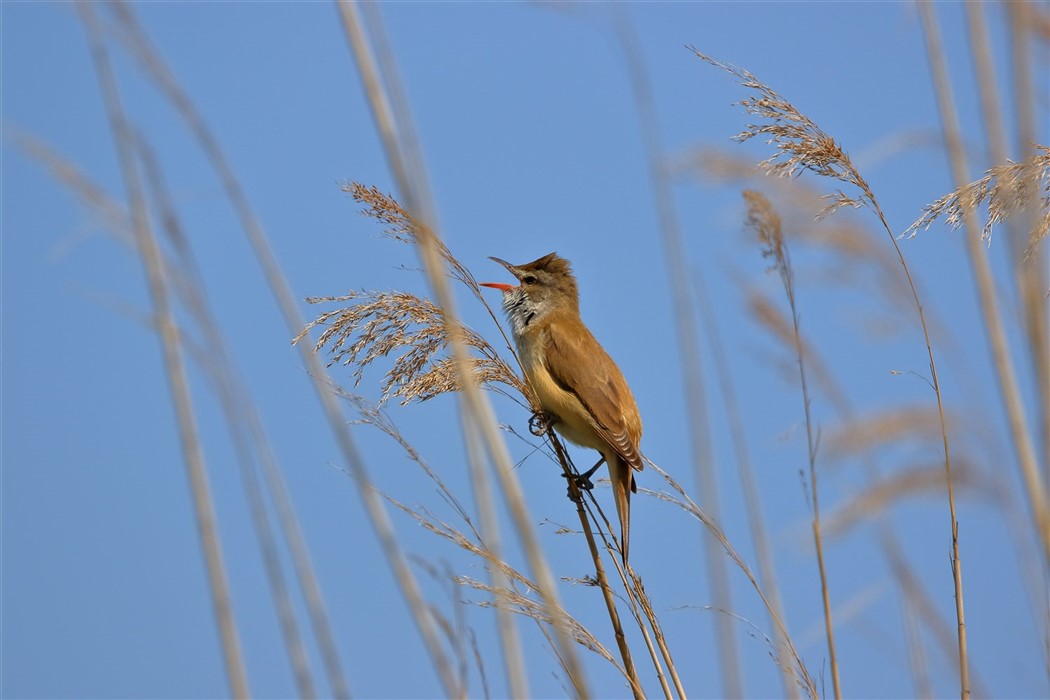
[78, 3, 249, 696]
[694, 49, 970, 700]
[106, 2, 459, 694]
[743, 191, 841, 700]
[612, 11, 742, 696]
[336, 2, 582, 694]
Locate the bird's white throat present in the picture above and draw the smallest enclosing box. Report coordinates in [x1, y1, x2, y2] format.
[501, 288, 548, 341]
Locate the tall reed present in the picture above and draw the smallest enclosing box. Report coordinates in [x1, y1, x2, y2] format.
[693, 47, 973, 699]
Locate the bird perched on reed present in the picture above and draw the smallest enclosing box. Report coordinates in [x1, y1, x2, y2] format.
[481, 253, 644, 563]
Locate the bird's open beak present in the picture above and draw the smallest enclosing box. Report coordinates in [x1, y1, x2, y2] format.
[479, 257, 519, 292]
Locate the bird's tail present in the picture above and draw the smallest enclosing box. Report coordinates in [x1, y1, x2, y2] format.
[608, 453, 632, 565]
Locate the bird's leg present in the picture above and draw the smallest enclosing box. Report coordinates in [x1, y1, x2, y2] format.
[529, 410, 556, 437]
[563, 456, 606, 499]
[576, 456, 605, 490]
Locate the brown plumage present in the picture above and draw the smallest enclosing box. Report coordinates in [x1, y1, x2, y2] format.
[481, 253, 644, 563]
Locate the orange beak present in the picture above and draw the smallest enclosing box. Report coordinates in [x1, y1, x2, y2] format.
[480, 257, 519, 292]
[479, 282, 516, 291]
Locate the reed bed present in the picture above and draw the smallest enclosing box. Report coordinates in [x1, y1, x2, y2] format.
[12, 2, 1048, 698]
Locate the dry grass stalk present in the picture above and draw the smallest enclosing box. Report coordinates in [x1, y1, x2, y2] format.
[747, 291, 856, 411]
[104, 4, 458, 695]
[564, 455, 679, 700]
[8, 128, 131, 247]
[624, 562, 684, 700]
[334, 18, 568, 696]
[824, 407, 952, 462]
[340, 394, 604, 696]
[690, 51, 869, 221]
[78, 4, 251, 697]
[456, 574, 619, 667]
[295, 290, 526, 407]
[514, 367, 681, 699]
[335, 106, 533, 700]
[686, 148, 894, 267]
[16, 119, 352, 698]
[371, 437, 638, 691]
[697, 49, 969, 700]
[305, 181, 656, 694]
[544, 438, 648, 700]
[743, 190, 842, 700]
[823, 461, 983, 538]
[547, 459, 679, 700]
[334, 387, 581, 697]
[613, 12, 743, 696]
[1006, 2, 1050, 488]
[350, 382, 656, 697]
[688, 49, 906, 248]
[334, 386, 481, 534]
[747, 262, 991, 695]
[321, 177, 657, 692]
[919, 0, 1048, 625]
[342, 181, 528, 383]
[588, 498, 677, 700]
[967, 0, 1050, 508]
[907, 146, 1050, 253]
[342, 183, 484, 299]
[136, 135, 325, 698]
[401, 509, 572, 691]
[411, 560, 472, 695]
[642, 460, 818, 699]
[344, 170, 659, 700]
[744, 242, 987, 696]
[342, 381, 665, 698]
[686, 147, 920, 327]
[693, 270, 799, 698]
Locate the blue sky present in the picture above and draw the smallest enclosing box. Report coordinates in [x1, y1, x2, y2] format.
[3, 2, 1048, 698]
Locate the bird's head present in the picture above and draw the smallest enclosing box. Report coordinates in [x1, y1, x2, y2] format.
[480, 252, 579, 335]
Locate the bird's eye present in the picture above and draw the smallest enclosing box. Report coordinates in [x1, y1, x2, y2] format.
[522, 274, 537, 285]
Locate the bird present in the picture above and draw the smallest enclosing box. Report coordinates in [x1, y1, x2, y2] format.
[480, 252, 644, 563]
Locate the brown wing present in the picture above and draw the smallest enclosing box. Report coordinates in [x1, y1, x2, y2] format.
[544, 317, 644, 472]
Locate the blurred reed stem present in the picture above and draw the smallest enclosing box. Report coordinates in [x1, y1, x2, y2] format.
[1005, 3, 1050, 481]
[743, 191, 842, 700]
[921, 5, 1050, 691]
[106, 2, 457, 695]
[921, 0, 1049, 567]
[78, 3, 250, 696]
[645, 462, 818, 698]
[695, 272, 798, 699]
[137, 136, 319, 699]
[16, 125, 358, 699]
[968, 0, 1048, 492]
[693, 48, 971, 700]
[749, 284, 988, 697]
[612, 9, 742, 696]
[336, 1, 583, 695]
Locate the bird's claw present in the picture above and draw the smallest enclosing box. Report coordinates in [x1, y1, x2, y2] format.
[564, 456, 604, 501]
[562, 470, 594, 502]
[529, 411, 555, 437]
[574, 472, 595, 491]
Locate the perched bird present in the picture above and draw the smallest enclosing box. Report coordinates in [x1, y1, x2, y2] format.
[481, 253, 644, 563]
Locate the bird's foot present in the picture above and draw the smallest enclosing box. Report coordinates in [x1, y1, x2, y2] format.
[529, 411, 556, 437]
[562, 457, 605, 501]
[562, 472, 587, 502]
[562, 470, 595, 495]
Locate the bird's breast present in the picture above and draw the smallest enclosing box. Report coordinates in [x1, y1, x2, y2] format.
[517, 330, 606, 453]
